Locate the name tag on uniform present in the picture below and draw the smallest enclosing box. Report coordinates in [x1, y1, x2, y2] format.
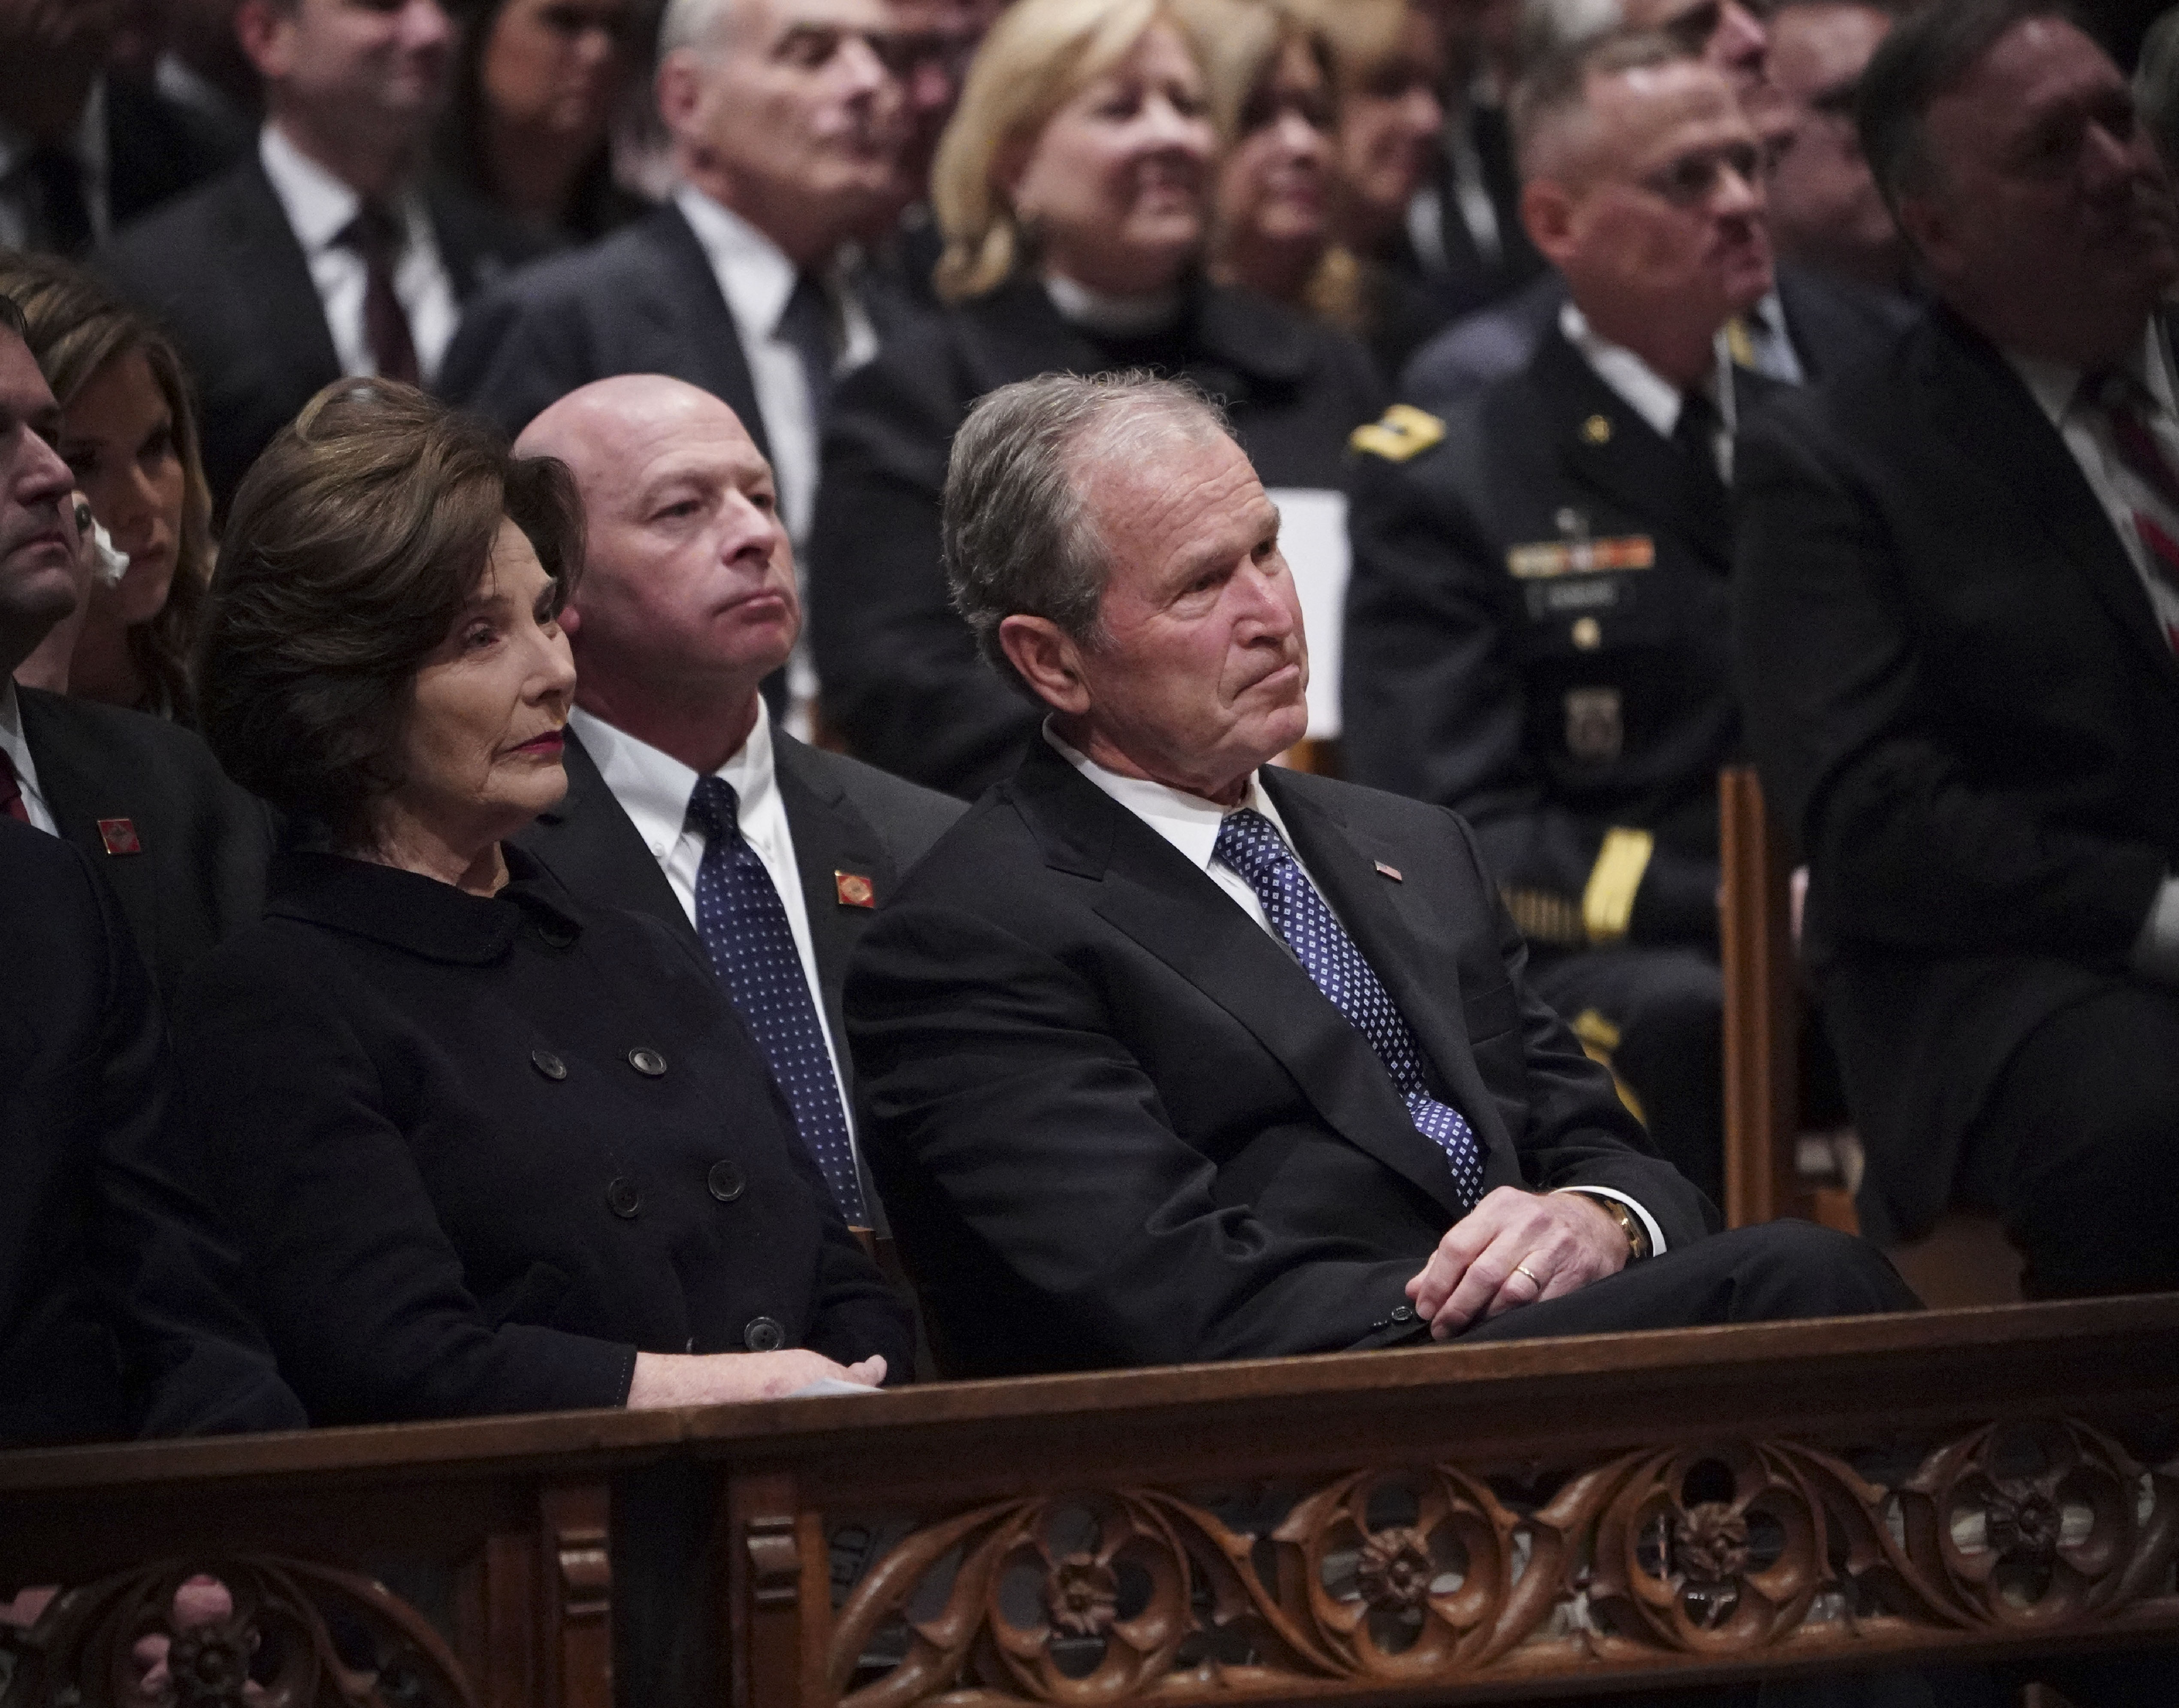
[1507, 535, 1656, 579]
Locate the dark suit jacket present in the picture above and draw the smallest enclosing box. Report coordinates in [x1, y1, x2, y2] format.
[809, 275, 1386, 799]
[1398, 265, 1916, 410]
[1345, 328, 1780, 949]
[846, 741, 1710, 1378]
[98, 156, 548, 514]
[17, 687, 273, 1001]
[1732, 303, 2179, 1239]
[106, 75, 246, 232]
[172, 846, 913, 1425]
[514, 722, 964, 1225]
[0, 819, 301, 1448]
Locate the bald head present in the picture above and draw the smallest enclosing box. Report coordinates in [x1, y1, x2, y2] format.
[516, 375, 798, 770]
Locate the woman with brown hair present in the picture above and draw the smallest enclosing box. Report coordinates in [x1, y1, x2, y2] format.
[0, 251, 215, 722]
[808, 0, 1383, 799]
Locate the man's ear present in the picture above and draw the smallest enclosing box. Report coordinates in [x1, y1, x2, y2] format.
[656, 51, 704, 141]
[997, 614, 1091, 715]
[233, 0, 295, 83]
[1521, 178, 1579, 271]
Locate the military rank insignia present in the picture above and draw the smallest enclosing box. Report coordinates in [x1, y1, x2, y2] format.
[1350, 404, 1446, 463]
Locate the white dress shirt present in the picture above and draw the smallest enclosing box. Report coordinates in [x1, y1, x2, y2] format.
[1560, 301, 1738, 482]
[673, 184, 877, 551]
[258, 123, 458, 383]
[569, 703, 857, 1139]
[0, 681, 58, 835]
[0, 82, 109, 251]
[2009, 320, 2179, 979]
[1047, 726, 1666, 1253]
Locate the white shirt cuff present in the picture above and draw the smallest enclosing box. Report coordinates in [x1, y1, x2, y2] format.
[2130, 876, 2179, 984]
[1555, 1185, 1667, 1257]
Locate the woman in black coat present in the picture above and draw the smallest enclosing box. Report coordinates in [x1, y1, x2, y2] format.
[808, 0, 1384, 800]
[179, 381, 909, 1425]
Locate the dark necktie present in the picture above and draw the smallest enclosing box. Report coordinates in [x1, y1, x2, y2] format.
[24, 146, 93, 254]
[0, 750, 30, 825]
[2088, 369, 2179, 653]
[686, 775, 868, 1224]
[337, 200, 420, 386]
[775, 270, 839, 426]
[1672, 386, 1730, 523]
[1213, 809, 1486, 1208]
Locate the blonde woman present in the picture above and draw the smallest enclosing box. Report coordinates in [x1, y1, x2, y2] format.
[807, 0, 1383, 798]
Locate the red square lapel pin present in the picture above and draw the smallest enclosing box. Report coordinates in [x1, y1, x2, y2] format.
[97, 817, 142, 856]
[834, 870, 876, 909]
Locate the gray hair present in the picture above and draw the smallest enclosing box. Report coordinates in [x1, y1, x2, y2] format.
[942, 371, 1234, 696]
[1521, 0, 1624, 64]
[1511, 30, 1695, 181]
[658, 0, 735, 58]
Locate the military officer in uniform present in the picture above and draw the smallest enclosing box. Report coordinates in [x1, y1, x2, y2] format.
[1343, 31, 1783, 1205]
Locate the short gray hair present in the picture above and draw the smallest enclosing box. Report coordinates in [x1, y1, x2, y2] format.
[942, 371, 1234, 696]
[658, 0, 735, 58]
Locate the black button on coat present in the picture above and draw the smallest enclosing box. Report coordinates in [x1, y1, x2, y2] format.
[172, 847, 912, 1426]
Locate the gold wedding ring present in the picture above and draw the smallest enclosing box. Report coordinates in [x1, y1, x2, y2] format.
[1514, 1262, 1544, 1286]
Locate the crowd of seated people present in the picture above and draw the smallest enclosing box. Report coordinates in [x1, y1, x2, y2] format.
[3, 0, 2179, 1700]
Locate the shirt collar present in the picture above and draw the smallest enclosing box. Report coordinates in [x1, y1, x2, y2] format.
[1043, 272, 1184, 339]
[1042, 722, 1294, 871]
[2008, 319, 2171, 428]
[259, 121, 364, 254]
[1560, 300, 1707, 440]
[570, 699, 775, 847]
[675, 183, 806, 339]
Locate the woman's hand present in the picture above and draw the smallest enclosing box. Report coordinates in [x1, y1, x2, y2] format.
[626, 1349, 886, 1409]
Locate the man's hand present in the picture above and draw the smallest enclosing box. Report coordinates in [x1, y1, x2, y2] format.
[1405, 1188, 1628, 1339]
[626, 1348, 886, 1408]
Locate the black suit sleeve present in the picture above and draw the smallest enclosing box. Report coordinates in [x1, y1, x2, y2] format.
[1345, 446, 1720, 945]
[438, 277, 595, 438]
[69, 846, 305, 1438]
[1733, 398, 2168, 961]
[849, 901, 1426, 1365]
[176, 948, 642, 1421]
[809, 336, 1039, 799]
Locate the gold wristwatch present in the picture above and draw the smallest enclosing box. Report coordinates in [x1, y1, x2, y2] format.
[1572, 1191, 1651, 1261]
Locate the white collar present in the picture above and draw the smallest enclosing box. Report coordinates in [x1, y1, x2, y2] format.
[2008, 320, 2173, 429]
[571, 698, 777, 848]
[1043, 272, 1184, 339]
[260, 120, 390, 254]
[1043, 722, 1295, 871]
[1559, 299, 1725, 440]
[674, 183, 810, 339]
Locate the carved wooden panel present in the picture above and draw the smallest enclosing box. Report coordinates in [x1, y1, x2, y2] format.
[3, 1557, 477, 1708]
[825, 1420, 2179, 1707]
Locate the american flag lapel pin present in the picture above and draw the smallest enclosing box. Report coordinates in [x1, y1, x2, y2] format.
[97, 817, 142, 856]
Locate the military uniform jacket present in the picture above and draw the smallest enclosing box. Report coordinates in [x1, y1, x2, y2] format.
[1345, 327, 1781, 952]
[808, 274, 1385, 799]
[172, 847, 912, 1426]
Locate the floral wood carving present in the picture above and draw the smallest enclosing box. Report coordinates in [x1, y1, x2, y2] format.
[4, 1558, 477, 1708]
[825, 1425, 2179, 1708]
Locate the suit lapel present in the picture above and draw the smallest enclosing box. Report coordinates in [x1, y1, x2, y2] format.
[649, 204, 773, 461]
[224, 160, 343, 387]
[18, 690, 163, 967]
[1922, 310, 2179, 701]
[1534, 328, 1731, 570]
[774, 734, 891, 1098]
[1010, 750, 1474, 1223]
[522, 730, 701, 955]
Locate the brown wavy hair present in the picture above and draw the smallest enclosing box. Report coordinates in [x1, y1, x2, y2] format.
[199, 380, 584, 849]
[0, 249, 216, 723]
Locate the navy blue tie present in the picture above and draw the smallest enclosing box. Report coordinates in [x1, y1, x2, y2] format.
[687, 776, 867, 1224]
[1214, 809, 1487, 1208]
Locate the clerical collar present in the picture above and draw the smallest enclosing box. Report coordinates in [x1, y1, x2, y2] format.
[1044, 272, 1184, 338]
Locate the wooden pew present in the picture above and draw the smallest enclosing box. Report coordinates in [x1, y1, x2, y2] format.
[5, 1298, 2178, 1705]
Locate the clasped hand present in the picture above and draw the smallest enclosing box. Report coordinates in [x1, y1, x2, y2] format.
[1404, 1187, 1628, 1340]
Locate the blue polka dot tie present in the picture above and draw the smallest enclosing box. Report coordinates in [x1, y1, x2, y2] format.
[688, 776, 868, 1224]
[1214, 809, 1486, 1208]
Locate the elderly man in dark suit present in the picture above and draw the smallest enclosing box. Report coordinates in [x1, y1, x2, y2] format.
[514, 375, 961, 1231]
[844, 369, 1912, 1381]
[98, 0, 545, 515]
[442, 0, 913, 567]
[0, 296, 270, 999]
[1735, 0, 2179, 1297]
[1344, 33, 1783, 1208]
